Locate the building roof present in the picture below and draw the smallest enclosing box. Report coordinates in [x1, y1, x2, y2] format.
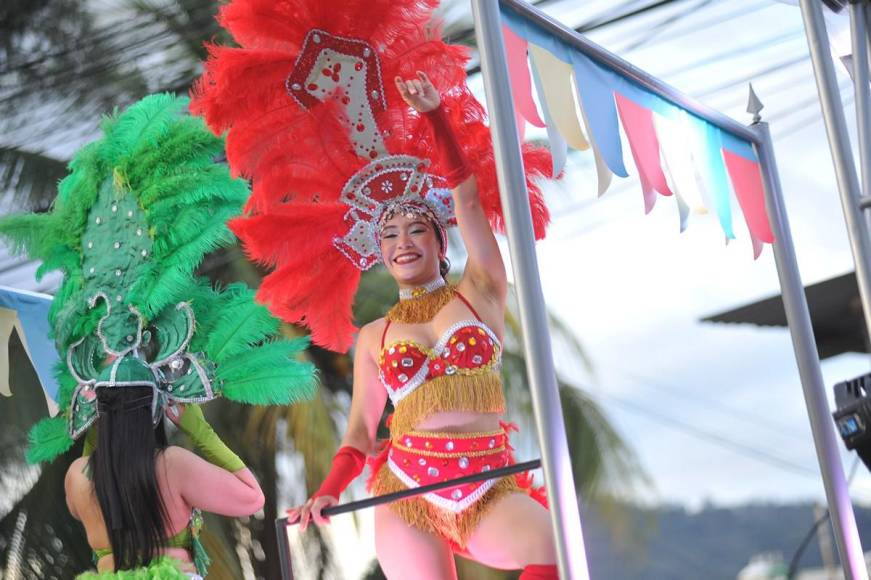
[702, 272, 867, 359]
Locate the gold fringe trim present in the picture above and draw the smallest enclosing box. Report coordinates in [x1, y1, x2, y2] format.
[386, 285, 456, 323]
[390, 373, 506, 439]
[370, 462, 520, 548]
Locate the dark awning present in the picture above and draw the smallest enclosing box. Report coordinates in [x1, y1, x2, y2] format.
[701, 271, 867, 359]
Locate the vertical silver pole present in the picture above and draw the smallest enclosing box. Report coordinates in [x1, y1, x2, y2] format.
[751, 119, 867, 580]
[471, 1, 589, 578]
[852, 2, 871, 208]
[799, 0, 871, 338]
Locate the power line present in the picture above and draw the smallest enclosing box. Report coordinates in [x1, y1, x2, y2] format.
[616, 370, 804, 440]
[695, 54, 810, 99]
[615, 0, 771, 54]
[620, 0, 718, 53]
[657, 28, 805, 80]
[785, 457, 861, 579]
[591, 387, 820, 478]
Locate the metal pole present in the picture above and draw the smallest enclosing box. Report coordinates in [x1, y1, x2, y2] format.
[275, 517, 294, 580]
[471, 1, 589, 578]
[800, 0, 871, 339]
[851, 2, 871, 218]
[751, 119, 867, 580]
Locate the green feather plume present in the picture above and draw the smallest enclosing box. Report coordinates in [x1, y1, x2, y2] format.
[0, 93, 317, 463]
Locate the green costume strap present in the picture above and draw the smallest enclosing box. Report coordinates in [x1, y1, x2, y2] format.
[178, 405, 245, 472]
[82, 427, 97, 457]
[90, 510, 209, 577]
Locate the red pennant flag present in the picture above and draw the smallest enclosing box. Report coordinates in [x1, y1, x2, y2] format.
[615, 93, 673, 214]
[722, 149, 775, 254]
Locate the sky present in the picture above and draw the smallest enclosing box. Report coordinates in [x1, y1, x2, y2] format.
[471, 0, 871, 508]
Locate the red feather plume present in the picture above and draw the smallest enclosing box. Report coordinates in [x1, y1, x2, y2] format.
[192, 0, 556, 352]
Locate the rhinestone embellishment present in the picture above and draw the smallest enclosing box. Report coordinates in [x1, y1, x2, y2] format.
[488, 439, 496, 449]
[451, 489, 463, 500]
[401, 357, 414, 368]
[445, 441, 454, 451]
[398, 373, 408, 383]
[427, 467, 439, 477]
[405, 438, 413, 447]
[482, 465, 492, 472]
[458, 457, 469, 469]
[456, 342, 466, 352]
[445, 366, 457, 375]
[472, 355, 483, 365]
[418, 458, 427, 466]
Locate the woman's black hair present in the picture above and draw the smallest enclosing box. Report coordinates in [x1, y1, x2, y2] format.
[431, 218, 450, 279]
[439, 255, 451, 278]
[89, 387, 170, 571]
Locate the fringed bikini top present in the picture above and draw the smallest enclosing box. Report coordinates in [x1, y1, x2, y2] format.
[379, 291, 506, 437]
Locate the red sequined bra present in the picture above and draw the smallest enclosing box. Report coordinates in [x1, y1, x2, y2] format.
[379, 292, 501, 405]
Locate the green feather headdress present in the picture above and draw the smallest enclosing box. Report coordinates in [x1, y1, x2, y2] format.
[0, 93, 317, 463]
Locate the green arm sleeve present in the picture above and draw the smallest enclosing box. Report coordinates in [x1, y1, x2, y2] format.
[178, 405, 245, 472]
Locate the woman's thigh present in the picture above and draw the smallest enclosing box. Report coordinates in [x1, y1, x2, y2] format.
[374, 505, 457, 580]
[464, 491, 557, 570]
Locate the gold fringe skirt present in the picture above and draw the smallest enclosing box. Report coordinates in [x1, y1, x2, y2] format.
[368, 429, 523, 550]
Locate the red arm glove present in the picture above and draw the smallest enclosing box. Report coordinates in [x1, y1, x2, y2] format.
[313, 446, 366, 499]
[425, 105, 472, 188]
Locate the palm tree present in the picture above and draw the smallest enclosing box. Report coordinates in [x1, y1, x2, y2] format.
[0, 2, 646, 578]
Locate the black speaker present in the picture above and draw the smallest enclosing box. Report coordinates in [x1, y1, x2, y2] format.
[833, 372, 871, 470]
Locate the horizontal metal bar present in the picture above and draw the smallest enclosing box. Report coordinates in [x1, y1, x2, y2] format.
[277, 459, 542, 526]
[500, 0, 762, 145]
[860, 195, 871, 210]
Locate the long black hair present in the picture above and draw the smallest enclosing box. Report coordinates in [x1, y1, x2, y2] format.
[89, 387, 170, 571]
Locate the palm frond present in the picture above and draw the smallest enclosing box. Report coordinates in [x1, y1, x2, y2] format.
[0, 146, 66, 213]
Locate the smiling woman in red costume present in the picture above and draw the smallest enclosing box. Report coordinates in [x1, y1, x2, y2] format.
[286, 73, 558, 580]
[190, 0, 561, 576]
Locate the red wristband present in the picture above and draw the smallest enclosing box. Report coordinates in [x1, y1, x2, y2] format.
[425, 105, 472, 188]
[313, 446, 366, 500]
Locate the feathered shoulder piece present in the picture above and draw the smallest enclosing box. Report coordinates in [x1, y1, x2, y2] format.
[191, 0, 554, 352]
[0, 93, 317, 463]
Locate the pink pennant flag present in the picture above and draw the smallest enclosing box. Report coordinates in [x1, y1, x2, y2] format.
[722, 149, 775, 256]
[614, 93, 673, 214]
[503, 24, 546, 129]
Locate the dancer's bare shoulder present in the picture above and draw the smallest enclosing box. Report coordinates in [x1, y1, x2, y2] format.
[358, 317, 387, 359]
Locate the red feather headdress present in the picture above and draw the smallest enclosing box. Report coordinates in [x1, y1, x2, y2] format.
[191, 0, 554, 352]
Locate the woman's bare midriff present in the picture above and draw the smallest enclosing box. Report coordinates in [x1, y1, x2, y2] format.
[413, 410, 502, 433]
[96, 547, 195, 573]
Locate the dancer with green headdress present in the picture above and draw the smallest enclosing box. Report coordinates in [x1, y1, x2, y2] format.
[0, 93, 317, 578]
